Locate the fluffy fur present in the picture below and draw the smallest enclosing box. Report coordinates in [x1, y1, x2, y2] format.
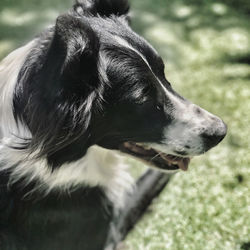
[0, 0, 227, 249]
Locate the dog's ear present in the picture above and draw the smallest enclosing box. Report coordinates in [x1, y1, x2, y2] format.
[41, 14, 99, 94]
[73, 0, 130, 17]
[15, 14, 100, 155]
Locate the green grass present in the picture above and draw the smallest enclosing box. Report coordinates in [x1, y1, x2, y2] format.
[126, 1, 250, 250]
[1, 1, 250, 249]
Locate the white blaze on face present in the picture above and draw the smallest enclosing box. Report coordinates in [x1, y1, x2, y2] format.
[153, 83, 226, 155]
[113, 36, 226, 156]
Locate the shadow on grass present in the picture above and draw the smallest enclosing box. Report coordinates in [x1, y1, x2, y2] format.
[241, 242, 250, 250]
[130, 0, 250, 60]
[228, 54, 250, 65]
[223, 173, 244, 190]
[1, 0, 249, 60]
[0, 0, 71, 58]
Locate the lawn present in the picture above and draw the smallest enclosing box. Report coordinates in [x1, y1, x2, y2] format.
[1, 0, 250, 249]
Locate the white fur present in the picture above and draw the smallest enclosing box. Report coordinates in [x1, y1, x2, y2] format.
[114, 36, 226, 156]
[159, 102, 226, 156]
[0, 36, 224, 208]
[0, 141, 134, 207]
[113, 36, 208, 155]
[115, 36, 155, 72]
[0, 40, 36, 140]
[0, 41, 134, 207]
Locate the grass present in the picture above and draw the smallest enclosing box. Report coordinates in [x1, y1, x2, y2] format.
[126, 1, 250, 250]
[1, 0, 250, 249]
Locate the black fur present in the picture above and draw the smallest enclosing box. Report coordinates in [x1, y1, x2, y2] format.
[14, 11, 171, 168]
[0, 0, 227, 249]
[74, 0, 130, 17]
[1, 184, 113, 250]
[1, 1, 173, 249]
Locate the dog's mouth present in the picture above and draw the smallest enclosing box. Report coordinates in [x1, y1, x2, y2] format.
[120, 142, 190, 172]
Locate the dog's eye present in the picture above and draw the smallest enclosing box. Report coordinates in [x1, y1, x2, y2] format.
[143, 85, 152, 95]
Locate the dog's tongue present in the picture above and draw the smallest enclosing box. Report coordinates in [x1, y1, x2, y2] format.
[160, 153, 190, 171]
[178, 158, 190, 171]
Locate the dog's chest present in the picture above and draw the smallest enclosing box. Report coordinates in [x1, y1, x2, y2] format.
[5, 187, 113, 250]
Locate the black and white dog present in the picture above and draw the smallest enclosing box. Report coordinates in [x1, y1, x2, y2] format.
[0, 0, 227, 249]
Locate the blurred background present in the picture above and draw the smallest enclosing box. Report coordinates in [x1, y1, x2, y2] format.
[0, 0, 250, 249]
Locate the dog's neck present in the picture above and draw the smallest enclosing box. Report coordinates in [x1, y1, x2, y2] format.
[0, 142, 134, 209]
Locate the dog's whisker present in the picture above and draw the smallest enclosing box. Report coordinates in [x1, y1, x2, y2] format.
[150, 152, 161, 161]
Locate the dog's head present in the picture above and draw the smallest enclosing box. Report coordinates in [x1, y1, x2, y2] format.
[15, 0, 227, 172]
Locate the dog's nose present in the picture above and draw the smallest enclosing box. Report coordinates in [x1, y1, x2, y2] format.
[201, 120, 227, 151]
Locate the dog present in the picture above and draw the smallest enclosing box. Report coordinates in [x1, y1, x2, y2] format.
[0, 0, 227, 249]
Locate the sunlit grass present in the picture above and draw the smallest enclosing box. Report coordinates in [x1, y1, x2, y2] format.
[126, 1, 250, 250]
[0, 1, 250, 249]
